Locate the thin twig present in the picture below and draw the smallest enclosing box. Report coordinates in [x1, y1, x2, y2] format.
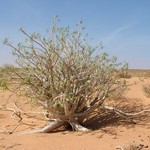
[9, 123, 22, 134]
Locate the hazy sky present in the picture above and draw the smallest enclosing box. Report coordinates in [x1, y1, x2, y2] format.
[0, 0, 150, 69]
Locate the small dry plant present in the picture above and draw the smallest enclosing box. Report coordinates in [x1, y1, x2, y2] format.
[143, 83, 150, 98]
[0, 64, 15, 90]
[1, 17, 150, 134]
[119, 72, 131, 79]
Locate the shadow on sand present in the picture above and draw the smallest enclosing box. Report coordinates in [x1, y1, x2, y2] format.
[83, 98, 150, 131]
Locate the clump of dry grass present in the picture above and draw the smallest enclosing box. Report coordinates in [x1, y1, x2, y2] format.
[119, 72, 131, 79]
[143, 83, 150, 98]
[109, 84, 127, 100]
[0, 64, 13, 90]
[143, 71, 150, 78]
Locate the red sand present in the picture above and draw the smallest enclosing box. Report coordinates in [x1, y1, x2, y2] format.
[0, 77, 150, 150]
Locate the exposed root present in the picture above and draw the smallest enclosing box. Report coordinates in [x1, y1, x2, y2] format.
[69, 119, 90, 132]
[116, 146, 124, 150]
[2, 101, 150, 135]
[20, 119, 66, 134]
[102, 105, 150, 118]
[20, 119, 90, 134]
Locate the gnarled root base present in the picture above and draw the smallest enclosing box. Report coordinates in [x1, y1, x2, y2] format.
[69, 119, 90, 132]
[37, 120, 66, 133]
[21, 119, 66, 134]
[21, 119, 89, 134]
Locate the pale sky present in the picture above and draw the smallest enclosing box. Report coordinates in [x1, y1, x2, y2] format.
[1, 0, 150, 69]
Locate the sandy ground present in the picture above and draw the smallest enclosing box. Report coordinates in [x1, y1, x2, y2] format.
[0, 77, 150, 150]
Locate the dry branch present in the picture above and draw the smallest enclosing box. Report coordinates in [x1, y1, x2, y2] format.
[20, 120, 66, 134]
[102, 105, 150, 118]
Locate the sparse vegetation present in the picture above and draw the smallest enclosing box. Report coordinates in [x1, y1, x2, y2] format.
[109, 84, 127, 100]
[0, 64, 15, 90]
[143, 83, 150, 98]
[119, 71, 131, 79]
[143, 71, 150, 78]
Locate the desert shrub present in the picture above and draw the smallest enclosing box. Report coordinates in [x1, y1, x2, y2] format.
[0, 78, 8, 90]
[143, 83, 150, 98]
[144, 71, 150, 78]
[3, 17, 128, 132]
[0, 64, 15, 90]
[119, 71, 131, 79]
[116, 143, 149, 150]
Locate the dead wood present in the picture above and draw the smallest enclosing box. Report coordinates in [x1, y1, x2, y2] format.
[21, 119, 66, 134]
